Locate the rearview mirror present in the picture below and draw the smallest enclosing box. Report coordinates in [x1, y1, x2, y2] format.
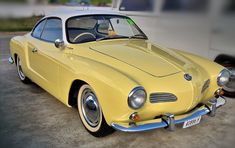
[54, 39, 65, 49]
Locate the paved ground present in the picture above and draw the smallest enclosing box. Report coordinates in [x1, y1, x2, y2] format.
[0, 34, 235, 148]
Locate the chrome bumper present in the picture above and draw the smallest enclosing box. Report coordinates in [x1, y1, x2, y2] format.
[111, 97, 226, 132]
[8, 57, 14, 64]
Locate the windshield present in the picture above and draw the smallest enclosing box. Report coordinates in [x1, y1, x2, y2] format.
[66, 15, 148, 43]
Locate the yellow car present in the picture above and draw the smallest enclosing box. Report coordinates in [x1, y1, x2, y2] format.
[9, 10, 230, 137]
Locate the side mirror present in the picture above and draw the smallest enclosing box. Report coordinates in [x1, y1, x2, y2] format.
[54, 39, 65, 49]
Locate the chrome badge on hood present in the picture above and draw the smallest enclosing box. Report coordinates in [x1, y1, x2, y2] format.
[184, 74, 192, 81]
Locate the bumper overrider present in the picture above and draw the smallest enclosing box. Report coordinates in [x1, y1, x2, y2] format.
[111, 96, 226, 132]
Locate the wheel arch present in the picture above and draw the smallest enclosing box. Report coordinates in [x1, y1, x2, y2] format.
[10, 36, 28, 66]
[65, 73, 137, 125]
[14, 53, 18, 65]
[62, 56, 141, 125]
[68, 79, 87, 107]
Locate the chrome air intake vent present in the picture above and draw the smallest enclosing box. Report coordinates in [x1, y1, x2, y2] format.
[150, 93, 177, 103]
[201, 79, 210, 93]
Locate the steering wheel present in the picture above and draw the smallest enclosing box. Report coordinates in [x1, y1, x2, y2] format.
[73, 32, 96, 43]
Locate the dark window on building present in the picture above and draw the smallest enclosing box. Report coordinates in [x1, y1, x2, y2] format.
[119, 0, 154, 11]
[226, 0, 235, 13]
[163, 0, 208, 12]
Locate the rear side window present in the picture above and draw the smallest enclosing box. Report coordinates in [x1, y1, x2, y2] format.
[32, 19, 46, 38]
[41, 18, 62, 42]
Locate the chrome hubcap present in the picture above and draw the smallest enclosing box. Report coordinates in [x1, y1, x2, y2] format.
[81, 89, 100, 127]
[17, 57, 25, 80]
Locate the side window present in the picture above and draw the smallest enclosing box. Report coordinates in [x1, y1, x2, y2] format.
[110, 18, 137, 36]
[41, 18, 62, 42]
[32, 19, 46, 38]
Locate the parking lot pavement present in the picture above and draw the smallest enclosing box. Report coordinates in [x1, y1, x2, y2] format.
[0, 33, 235, 148]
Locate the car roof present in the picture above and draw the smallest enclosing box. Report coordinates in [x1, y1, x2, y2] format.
[45, 8, 126, 20]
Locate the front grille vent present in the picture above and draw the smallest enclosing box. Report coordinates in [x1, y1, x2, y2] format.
[201, 79, 210, 93]
[150, 93, 177, 103]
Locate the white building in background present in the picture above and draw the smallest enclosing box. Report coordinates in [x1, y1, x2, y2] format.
[112, 0, 234, 60]
[112, 0, 231, 21]
[27, 0, 48, 5]
[112, 0, 235, 94]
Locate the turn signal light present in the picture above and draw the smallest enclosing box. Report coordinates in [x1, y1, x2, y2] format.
[129, 112, 140, 121]
[219, 90, 224, 96]
[215, 89, 224, 97]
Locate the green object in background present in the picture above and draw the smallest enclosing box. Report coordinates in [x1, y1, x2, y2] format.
[90, 0, 112, 5]
[0, 0, 27, 3]
[127, 18, 134, 25]
[0, 16, 43, 32]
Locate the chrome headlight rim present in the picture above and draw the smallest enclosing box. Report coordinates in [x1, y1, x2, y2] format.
[128, 86, 147, 110]
[217, 69, 231, 87]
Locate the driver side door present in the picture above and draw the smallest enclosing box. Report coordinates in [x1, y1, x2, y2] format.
[27, 18, 63, 98]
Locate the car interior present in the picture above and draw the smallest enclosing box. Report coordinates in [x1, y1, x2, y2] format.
[67, 17, 111, 43]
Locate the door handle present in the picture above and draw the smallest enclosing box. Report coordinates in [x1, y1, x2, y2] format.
[32, 48, 38, 53]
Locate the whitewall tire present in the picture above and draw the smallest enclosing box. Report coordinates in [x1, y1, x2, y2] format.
[16, 55, 30, 83]
[77, 84, 114, 137]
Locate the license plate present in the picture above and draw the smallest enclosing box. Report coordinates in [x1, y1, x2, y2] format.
[183, 116, 201, 128]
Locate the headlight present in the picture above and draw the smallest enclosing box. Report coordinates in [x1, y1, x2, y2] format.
[128, 86, 147, 110]
[217, 69, 230, 87]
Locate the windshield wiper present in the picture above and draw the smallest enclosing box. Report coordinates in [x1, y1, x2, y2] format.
[96, 36, 129, 41]
[129, 34, 148, 40]
[96, 34, 147, 41]
[96, 36, 114, 41]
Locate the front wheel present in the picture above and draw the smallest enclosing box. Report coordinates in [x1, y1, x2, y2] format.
[16, 55, 30, 83]
[77, 84, 114, 137]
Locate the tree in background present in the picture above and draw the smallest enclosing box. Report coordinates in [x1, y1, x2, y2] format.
[49, 0, 67, 4]
[91, 0, 112, 6]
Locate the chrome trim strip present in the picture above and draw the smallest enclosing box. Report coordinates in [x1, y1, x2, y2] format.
[111, 97, 226, 132]
[174, 107, 210, 124]
[8, 57, 14, 64]
[201, 79, 210, 93]
[111, 121, 168, 132]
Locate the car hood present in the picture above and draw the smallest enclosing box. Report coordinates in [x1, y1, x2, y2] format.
[88, 40, 194, 77]
[69, 40, 211, 113]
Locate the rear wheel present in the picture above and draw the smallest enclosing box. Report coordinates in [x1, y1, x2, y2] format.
[77, 84, 114, 137]
[16, 55, 30, 83]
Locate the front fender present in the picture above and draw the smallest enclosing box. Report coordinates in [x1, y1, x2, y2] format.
[173, 49, 224, 100]
[10, 36, 26, 61]
[10, 35, 31, 75]
[59, 54, 140, 125]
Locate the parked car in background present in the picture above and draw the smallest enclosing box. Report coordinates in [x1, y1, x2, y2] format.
[9, 10, 229, 137]
[112, 0, 235, 97]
